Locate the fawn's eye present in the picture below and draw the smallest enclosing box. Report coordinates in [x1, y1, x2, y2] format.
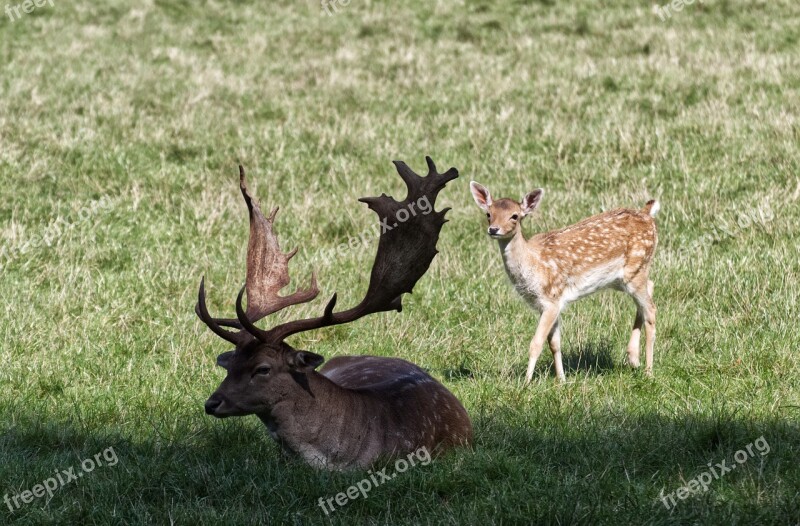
[511, 214, 519, 221]
[486, 213, 491, 219]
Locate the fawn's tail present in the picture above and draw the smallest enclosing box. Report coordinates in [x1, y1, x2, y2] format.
[642, 199, 660, 217]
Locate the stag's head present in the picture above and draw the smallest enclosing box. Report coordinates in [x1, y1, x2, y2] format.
[197, 160, 457, 419]
[203, 340, 324, 417]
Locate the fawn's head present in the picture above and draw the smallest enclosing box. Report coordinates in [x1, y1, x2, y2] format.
[469, 182, 543, 239]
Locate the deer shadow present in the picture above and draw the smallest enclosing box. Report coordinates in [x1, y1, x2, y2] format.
[561, 341, 617, 376]
[4, 394, 799, 525]
[521, 340, 619, 380]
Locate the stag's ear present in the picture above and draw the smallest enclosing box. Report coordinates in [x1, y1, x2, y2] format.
[216, 351, 235, 370]
[286, 351, 325, 372]
[470, 181, 492, 212]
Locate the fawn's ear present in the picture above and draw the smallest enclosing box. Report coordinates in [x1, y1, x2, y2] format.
[521, 189, 544, 216]
[470, 181, 492, 212]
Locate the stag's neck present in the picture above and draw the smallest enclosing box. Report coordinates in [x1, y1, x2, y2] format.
[256, 373, 379, 470]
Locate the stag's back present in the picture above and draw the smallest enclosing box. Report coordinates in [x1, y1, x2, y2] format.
[320, 356, 473, 454]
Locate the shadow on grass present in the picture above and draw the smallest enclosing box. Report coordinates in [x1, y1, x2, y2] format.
[441, 363, 475, 381]
[1, 408, 799, 525]
[465, 410, 800, 523]
[562, 341, 617, 375]
[519, 341, 618, 381]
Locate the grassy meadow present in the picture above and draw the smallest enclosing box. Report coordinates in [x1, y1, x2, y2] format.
[1, 0, 799, 524]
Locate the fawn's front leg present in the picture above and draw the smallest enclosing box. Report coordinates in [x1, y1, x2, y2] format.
[526, 307, 561, 383]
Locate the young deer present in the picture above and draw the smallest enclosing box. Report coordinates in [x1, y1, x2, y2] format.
[196, 159, 472, 470]
[470, 182, 659, 383]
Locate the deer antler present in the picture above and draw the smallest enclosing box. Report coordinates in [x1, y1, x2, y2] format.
[237, 156, 458, 344]
[238, 166, 319, 318]
[195, 165, 319, 345]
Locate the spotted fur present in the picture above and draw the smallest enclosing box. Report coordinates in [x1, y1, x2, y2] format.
[470, 181, 659, 382]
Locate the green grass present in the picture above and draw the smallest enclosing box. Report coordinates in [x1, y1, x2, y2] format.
[1, 0, 799, 524]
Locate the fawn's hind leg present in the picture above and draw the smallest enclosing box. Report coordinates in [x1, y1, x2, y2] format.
[627, 278, 656, 375]
[644, 279, 656, 374]
[626, 305, 644, 368]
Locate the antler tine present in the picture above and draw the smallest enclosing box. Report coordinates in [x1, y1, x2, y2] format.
[207, 318, 244, 329]
[235, 285, 266, 341]
[425, 155, 437, 175]
[196, 277, 248, 345]
[261, 157, 458, 344]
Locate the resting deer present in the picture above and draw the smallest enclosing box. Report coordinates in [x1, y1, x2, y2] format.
[196, 158, 472, 470]
[469, 182, 659, 383]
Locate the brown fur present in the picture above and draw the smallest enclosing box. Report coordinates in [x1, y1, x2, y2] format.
[208, 348, 472, 470]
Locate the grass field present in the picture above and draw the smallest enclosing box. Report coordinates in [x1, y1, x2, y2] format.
[2, 0, 799, 524]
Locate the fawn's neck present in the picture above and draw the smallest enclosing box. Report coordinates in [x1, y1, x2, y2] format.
[497, 229, 532, 268]
[496, 230, 546, 308]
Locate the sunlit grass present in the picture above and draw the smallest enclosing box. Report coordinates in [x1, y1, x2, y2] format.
[1, 0, 799, 524]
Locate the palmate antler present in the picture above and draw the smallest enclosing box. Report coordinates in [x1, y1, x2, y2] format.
[197, 157, 458, 349]
[195, 166, 319, 346]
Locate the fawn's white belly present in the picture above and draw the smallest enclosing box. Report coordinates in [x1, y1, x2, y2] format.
[505, 256, 626, 311]
[560, 257, 625, 306]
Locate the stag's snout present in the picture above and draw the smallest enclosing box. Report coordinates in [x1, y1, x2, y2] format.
[204, 395, 223, 416]
[204, 389, 250, 418]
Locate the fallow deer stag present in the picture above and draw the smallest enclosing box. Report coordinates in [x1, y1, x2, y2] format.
[470, 182, 659, 383]
[196, 158, 472, 470]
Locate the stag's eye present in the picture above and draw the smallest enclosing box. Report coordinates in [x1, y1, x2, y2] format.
[254, 365, 271, 376]
[511, 214, 519, 221]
